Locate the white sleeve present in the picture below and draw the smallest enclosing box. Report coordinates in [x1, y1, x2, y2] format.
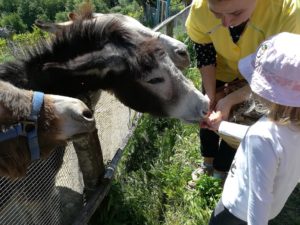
[218, 121, 249, 141]
[246, 134, 277, 225]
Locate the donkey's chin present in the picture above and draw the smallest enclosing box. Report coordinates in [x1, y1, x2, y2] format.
[180, 118, 202, 124]
[67, 132, 93, 140]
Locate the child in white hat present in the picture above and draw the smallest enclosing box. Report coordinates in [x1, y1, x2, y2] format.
[207, 32, 300, 225]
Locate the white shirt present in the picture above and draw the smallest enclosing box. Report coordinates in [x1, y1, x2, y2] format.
[218, 117, 300, 225]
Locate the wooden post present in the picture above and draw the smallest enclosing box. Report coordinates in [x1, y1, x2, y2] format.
[166, 0, 170, 18]
[73, 129, 105, 199]
[156, 0, 160, 25]
[166, 20, 174, 37]
[70, 93, 105, 199]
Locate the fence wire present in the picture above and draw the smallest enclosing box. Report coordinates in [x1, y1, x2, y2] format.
[0, 91, 137, 225]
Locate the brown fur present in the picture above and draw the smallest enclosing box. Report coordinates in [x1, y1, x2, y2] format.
[0, 82, 66, 178]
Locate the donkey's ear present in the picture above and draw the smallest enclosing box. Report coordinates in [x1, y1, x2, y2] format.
[68, 12, 78, 21]
[42, 49, 128, 78]
[35, 19, 74, 34]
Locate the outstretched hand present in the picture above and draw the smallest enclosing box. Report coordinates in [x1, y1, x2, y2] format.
[200, 111, 222, 131]
[215, 96, 232, 121]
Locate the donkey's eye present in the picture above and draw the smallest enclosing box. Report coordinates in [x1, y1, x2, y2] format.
[155, 48, 166, 58]
[147, 77, 165, 84]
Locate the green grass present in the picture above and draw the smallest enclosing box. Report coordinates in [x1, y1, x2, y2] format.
[90, 115, 221, 225]
[90, 113, 300, 225]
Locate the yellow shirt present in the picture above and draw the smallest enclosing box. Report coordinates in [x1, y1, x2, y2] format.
[185, 0, 300, 82]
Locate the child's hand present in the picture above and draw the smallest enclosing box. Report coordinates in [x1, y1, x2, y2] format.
[201, 111, 222, 131]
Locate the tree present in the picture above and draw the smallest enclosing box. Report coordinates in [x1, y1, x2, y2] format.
[92, 0, 109, 13]
[17, 0, 44, 30]
[43, 0, 65, 21]
[0, 0, 20, 13]
[0, 13, 27, 34]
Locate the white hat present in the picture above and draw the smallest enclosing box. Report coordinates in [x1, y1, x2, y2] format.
[238, 32, 300, 107]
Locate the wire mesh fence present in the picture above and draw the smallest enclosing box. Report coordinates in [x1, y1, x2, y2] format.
[0, 91, 138, 225]
[0, 147, 64, 225]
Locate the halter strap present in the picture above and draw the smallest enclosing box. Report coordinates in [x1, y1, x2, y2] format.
[27, 91, 44, 160]
[0, 124, 23, 142]
[0, 91, 44, 161]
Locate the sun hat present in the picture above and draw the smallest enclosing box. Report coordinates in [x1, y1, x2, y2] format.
[238, 32, 300, 107]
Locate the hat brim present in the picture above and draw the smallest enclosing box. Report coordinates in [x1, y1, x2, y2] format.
[238, 53, 255, 84]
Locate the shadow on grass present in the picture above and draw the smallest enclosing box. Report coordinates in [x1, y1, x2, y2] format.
[124, 116, 180, 173]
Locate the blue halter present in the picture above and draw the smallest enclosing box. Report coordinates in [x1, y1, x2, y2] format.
[0, 91, 44, 160]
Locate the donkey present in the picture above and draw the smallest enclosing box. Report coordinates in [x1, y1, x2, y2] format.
[0, 80, 95, 178]
[5, 16, 208, 123]
[0, 17, 208, 205]
[35, 6, 190, 70]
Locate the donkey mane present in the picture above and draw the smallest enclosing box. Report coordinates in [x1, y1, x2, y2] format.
[46, 18, 135, 62]
[0, 17, 161, 96]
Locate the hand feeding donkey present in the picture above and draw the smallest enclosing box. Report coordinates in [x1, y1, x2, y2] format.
[35, 5, 258, 152]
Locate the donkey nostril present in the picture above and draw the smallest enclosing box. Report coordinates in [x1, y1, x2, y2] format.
[176, 49, 187, 56]
[202, 110, 209, 117]
[82, 109, 93, 119]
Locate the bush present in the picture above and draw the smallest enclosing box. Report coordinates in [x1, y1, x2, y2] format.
[0, 13, 27, 33]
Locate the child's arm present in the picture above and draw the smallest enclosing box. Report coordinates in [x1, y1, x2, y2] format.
[203, 111, 249, 141]
[218, 121, 249, 141]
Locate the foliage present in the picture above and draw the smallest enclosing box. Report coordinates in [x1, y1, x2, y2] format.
[10, 27, 46, 45]
[0, 26, 49, 63]
[0, 13, 27, 33]
[90, 114, 221, 225]
[0, 0, 147, 32]
[0, 3, 298, 224]
[91, 0, 110, 13]
[0, 0, 19, 12]
[0, 0, 188, 33]
[55, 11, 69, 22]
[16, 0, 66, 31]
[109, 0, 143, 20]
[170, 0, 185, 15]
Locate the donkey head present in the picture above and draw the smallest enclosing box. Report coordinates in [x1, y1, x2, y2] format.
[0, 81, 95, 178]
[38, 18, 208, 123]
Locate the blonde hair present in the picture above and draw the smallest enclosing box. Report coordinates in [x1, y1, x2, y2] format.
[251, 93, 300, 128]
[268, 104, 300, 127]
